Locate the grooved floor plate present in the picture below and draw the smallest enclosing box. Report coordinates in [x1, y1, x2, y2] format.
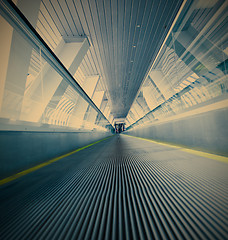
[0, 135, 227, 240]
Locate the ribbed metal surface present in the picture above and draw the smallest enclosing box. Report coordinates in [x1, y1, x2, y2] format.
[22, 0, 184, 118]
[0, 135, 227, 239]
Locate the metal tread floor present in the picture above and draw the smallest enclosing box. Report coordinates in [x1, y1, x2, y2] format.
[0, 134, 227, 240]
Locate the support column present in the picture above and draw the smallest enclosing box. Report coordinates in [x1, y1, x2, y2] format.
[0, 15, 13, 113]
[149, 70, 175, 100]
[20, 38, 90, 122]
[0, 0, 41, 119]
[84, 90, 104, 125]
[68, 75, 100, 128]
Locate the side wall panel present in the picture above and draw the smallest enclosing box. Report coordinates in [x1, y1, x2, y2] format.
[0, 131, 112, 178]
[125, 108, 228, 156]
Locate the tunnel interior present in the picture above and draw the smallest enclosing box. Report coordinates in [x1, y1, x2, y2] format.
[0, 0, 228, 239]
[114, 123, 125, 133]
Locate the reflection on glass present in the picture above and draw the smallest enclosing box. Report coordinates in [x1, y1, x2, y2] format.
[0, 12, 111, 132]
[126, 0, 228, 129]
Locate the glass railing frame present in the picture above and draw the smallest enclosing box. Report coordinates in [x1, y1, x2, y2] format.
[0, 0, 114, 131]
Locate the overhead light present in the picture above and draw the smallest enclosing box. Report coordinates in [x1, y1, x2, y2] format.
[136, 25, 140, 28]
[133, 45, 136, 48]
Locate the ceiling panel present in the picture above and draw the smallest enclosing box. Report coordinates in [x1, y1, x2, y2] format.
[39, 0, 183, 118]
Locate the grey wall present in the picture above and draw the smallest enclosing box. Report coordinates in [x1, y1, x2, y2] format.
[125, 108, 228, 156]
[0, 131, 112, 179]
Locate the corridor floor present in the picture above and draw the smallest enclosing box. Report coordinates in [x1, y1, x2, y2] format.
[0, 134, 227, 240]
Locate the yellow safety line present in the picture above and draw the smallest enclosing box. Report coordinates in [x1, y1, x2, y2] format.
[0, 136, 113, 186]
[125, 135, 228, 163]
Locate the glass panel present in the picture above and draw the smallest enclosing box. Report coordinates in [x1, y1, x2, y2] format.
[127, 0, 228, 130]
[0, 12, 111, 132]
